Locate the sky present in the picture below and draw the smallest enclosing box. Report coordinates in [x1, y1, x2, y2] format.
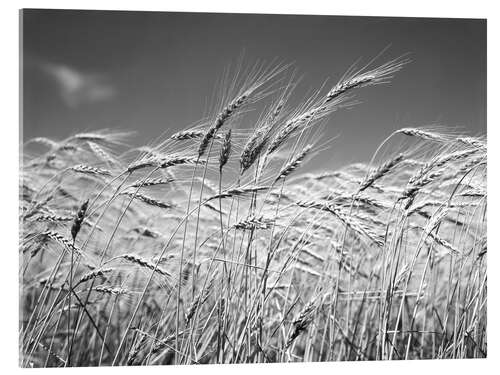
[21, 9, 486, 169]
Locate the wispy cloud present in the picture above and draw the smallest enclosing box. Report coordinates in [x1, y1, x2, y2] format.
[41, 63, 116, 107]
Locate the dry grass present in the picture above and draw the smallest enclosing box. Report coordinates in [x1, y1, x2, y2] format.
[20, 58, 486, 367]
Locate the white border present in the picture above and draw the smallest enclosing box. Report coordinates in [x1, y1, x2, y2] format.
[2, 1, 497, 374]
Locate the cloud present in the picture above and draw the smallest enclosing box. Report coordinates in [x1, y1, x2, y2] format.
[41, 63, 115, 107]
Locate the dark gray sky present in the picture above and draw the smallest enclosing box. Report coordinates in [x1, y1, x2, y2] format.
[21, 9, 486, 168]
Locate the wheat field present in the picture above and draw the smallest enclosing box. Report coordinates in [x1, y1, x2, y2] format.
[19, 57, 487, 366]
